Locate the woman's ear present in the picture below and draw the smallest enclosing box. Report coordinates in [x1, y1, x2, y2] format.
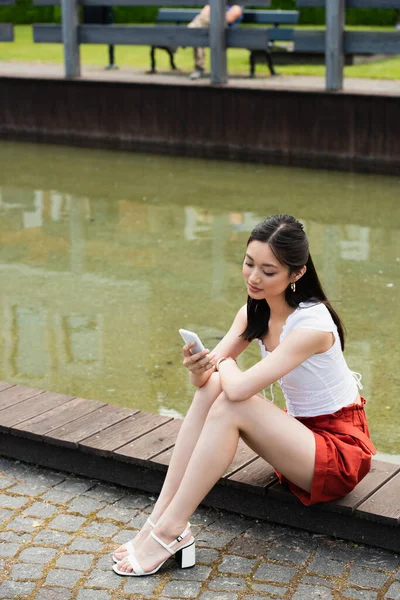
[296, 266, 307, 281]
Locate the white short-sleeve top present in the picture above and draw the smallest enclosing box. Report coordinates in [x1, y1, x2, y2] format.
[258, 301, 362, 417]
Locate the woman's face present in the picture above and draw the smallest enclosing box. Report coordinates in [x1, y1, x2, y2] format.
[242, 240, 292, 301]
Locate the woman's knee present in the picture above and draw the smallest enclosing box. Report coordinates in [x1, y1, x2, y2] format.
[191, 371, 222, 410]
[206, 391, 234, 421]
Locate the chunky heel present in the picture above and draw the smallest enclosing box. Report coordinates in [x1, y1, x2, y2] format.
[175, 540, 196, 569]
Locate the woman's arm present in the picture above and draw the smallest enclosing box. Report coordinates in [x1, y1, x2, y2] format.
[217, 328, 332, 401]
[187, 304, 250, 388]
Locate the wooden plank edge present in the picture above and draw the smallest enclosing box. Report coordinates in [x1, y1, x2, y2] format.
[0, 430, 399, 552]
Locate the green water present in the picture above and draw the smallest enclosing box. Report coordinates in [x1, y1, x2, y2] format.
[0, 141, 399, 455]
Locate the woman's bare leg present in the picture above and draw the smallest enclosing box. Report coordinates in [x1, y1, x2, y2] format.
[117, 392, 315, 573]
[113, 372, 222, 559]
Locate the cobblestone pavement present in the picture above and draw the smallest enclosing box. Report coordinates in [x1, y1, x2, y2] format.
[0, 458, 399, 600]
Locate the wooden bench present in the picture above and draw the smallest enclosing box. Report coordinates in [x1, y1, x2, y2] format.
[150, 8, 299, 77]
[0, 381, 399, 552]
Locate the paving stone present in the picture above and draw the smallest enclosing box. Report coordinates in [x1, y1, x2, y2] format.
[124, 576, 161, 596]
[0, 508, 12, 522]
[6, 515, 43, 532]
[246, 596, 279, 600]
[67, 496, 106, 516]
[112, 529, 138, 544]
[267, 544, 311, 565]
[56, 553, 94, 570]
[11, 562, 44, 580]
[207, 514, 254, 535]
[45, 568, 83, 587]
[199, 594, 239, 600]
[229, 530, 279, 557]
[96, 504, 138, 524]
[35, 589, 73, 600]
[95, 554, 113, 570]
[208, 576, 247, 591]
[83, 484, 127, 503]
[0, 477, 14, 490]
[41, 490, 76, 504]
[76, 591, 111, 600]
[113, 494, 152, 511]
[0, 531, 32, 543]
[218, 555, 258, 574]
[33, 530, 73, 546]
[23, 501, 58, 518]
[84, 568, 122, 589]
[162, 580, 202, 597]
[197, 547, 221, 564]
[343, 588, 379, 599]
[292, 584, 334, 599]
[19, 546, 58, 563]
[7, 482, 50, 496]
[21, 470, 65, 488]
[251, 583, 288, 596]
[254, 562, 296, 584]
[49, 514, 86, 532]
[196, 531, 238, 548]
[302, 576, 336, 588]
[348, 566, 388, 588]
[83, 522, 120, 538]
[0, 494, 29, 509]
[55, 479, 96, 495]
[352, 547, 400, 571]
[166, 564, 212, 580]
[69, 537, 104, 552]
[0, 580, 36, 597]
[0, 542, 19, 557]
[308, 554, 346, 577]
[386, 582, 400, 600]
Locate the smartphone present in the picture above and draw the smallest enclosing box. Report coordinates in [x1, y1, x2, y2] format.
[179, 329, 205, 354]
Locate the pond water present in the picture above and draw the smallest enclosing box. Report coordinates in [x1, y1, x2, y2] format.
[0, 140, 399, 456]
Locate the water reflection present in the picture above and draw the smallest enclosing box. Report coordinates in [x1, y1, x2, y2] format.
[0, 142, 399, 455]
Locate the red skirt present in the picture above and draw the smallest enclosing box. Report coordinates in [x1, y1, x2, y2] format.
[275, 397, 376, 506]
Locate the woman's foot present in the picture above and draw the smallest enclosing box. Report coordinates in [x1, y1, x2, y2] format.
[112, 515, 157, 562]
[115, 522, 193, 575]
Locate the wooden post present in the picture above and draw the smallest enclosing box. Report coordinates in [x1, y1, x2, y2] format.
[325, 0, 344, 91]
[61, 0, 80, 78]
[210, 0, 227, 85]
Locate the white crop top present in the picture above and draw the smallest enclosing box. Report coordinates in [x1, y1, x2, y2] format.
[258, 301, 363, 417]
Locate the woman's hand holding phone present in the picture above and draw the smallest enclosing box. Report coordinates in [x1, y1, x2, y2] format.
[182, 342, 217, 375]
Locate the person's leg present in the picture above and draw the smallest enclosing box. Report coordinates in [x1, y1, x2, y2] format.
[188, 6, 210, 77]
[113, 372, 222, 559]
[117, 392, 315, 573]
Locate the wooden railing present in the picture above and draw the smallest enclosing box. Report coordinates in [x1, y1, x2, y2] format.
[23, 0, 400, 89]
[296, 0, 400, 90]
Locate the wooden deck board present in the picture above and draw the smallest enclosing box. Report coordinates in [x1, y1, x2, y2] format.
[47, 405, 138, 447]
[12, 396, 106, 438]
[80, 411, 171, 454]
[0, 382, 398, 551]
[356, 471, 400, 525]
[0, 385, 45, 411]
[0, 392, 74, 429]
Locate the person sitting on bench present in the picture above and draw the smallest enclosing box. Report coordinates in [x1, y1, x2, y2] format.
[188, 3, 244, 80]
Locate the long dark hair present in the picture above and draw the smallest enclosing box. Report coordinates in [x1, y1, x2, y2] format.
[240, 214, 346, 350]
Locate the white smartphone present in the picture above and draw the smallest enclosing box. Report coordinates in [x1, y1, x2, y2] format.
[179, 329, 205, 354]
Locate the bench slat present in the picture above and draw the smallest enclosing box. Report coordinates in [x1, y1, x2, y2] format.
[0, 392, 74, 429]
[13, 397, 106, 438]
[294, 30, 400, 55]
[327, 461, 400, 513]
[0, 24, 14, 43]
[297, 0, 400, 7]
[47, 404, 138, 447]
[115, 418, 182, 462]
[356, 472, 400, 525]
[0, 382, 15, 393]
[227, 457, 277, 494]
[33, 0, 272, 6]
[80, 411, 171, 454]
[156, 8, 299, 25]
[0, 385, 45, 412]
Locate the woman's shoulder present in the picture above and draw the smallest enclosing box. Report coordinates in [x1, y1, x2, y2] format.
[288, 301, 335, 330]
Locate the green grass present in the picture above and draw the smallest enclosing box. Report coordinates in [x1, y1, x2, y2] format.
[1, 24, 400, 79]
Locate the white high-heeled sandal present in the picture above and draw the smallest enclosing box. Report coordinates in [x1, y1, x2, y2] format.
[112, 523, 195, 577]
[112, 517, 156, 563]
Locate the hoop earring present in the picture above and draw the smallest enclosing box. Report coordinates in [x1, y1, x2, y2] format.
[290, 282, 296, 292]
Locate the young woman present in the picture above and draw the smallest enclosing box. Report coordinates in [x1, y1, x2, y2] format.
[112, 213, 376, 577]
